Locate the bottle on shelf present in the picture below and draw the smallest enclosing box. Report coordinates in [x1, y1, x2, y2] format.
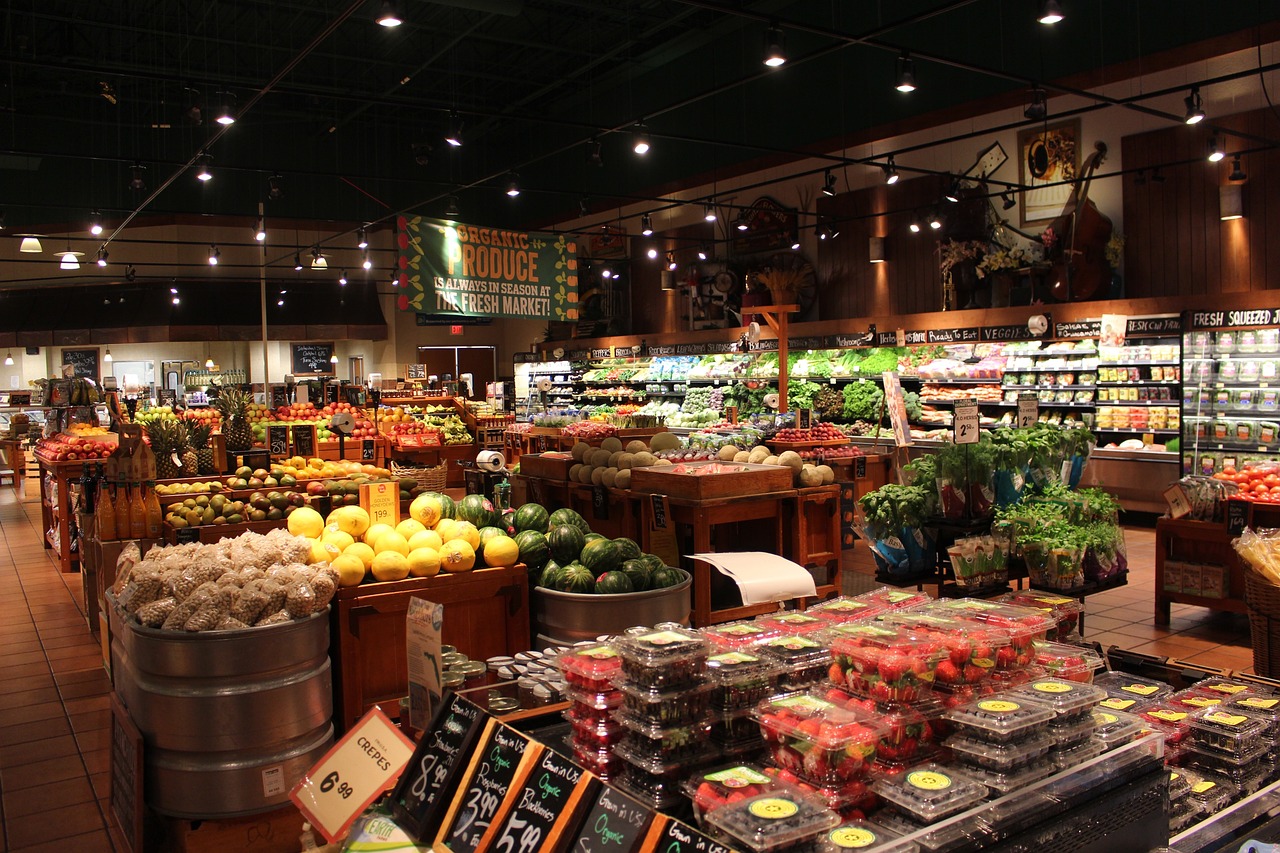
[143, 481, 163, 539]
[114, 479, 132, 540]
[80, 463, 95, 516]
[96, 478, 116, 542]
[128, 482, 146, 540]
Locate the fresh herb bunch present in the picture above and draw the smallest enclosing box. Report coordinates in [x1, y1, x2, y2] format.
[859, 484, 934, 540]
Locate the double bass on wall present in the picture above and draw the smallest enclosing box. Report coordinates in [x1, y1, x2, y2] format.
[1046, 141, 1113, 302]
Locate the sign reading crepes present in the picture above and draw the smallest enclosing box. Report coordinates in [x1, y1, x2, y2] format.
[396, 216, 578, 322]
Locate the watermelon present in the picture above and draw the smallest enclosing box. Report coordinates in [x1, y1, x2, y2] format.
[538, 560, 564, 589]
[556, 562, 596, 594]
[548, 508, 592, 537]
[580, 538, 621, 575]
[476, 526, 506, 561]
[547, 525, 586, 565]
[583, 533, 607, 545]
[651, 566, 684, 589]
[457, 494, 498, 528]
[514, 530, 550, 572]
[640, 554, 666, 573]
[513, 503, 550, 533]
[612, 537, 643, 562]
[595, 571, 634, 594]
[620, 559, 651, 592]
[500, 508, 516, 534]
[421, 492, 456, 519]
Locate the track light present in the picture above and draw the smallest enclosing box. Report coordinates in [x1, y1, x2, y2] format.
[929, 212, 943, 230]
[790, 238, 800, 250]
[125, 265, 136, 281]
[666, 252, 677, 272]
[339, 270, 348, 285]
[1220, 184, 1244, 221]
[3, 353, 12, 367]
[172, 295, 181, 305]
[641, 214, 653, 236]
[377, 0, 403, 26]
[828, 222, 841, 240]
[505, 174, 520, 197]
[19, 236, 42, 253]
[1024, 87, 1048, 121]
[821, 170, 837, 197]
[59, 251, 80, 270]
[1038, 0, 1064, 25]
[909, 216, 921, 234]
[357, 226, 369, 249]
[362, 251, 373, 270]
[704, 203, 717, 222]
[632, 123, 651, 156]
[208, 244, 220, 266]
[763, 25, 786, 67]
[294, 252, 304, 271]
[817, 223, 830, 241]
[600, 267, 612, 280]
[697, 246, 708, 261]
[647, 247, 658, 260]
[129, 162, 147, 191]
[255, 217, 266, 242]
[444, 196, 461, 219]
[896, 54, 917, 93]
[1184, 87, 1206, 125]
[104, 350, 113, 363]
[945, 179, 962, 203]
[214, 92, 236, 125]
[735, 213, 749, 232]
[268, 173, 284, 200]
[277, 298, 285, 307]
[96, 248, 108, 267]
[1208, 135, 1225, 163]
[89, 211, 103, 236]
[587, 138, 603, 167]
[195, 153, 213, 182]
[310, 247, 326, 269]
[1229, 154, 1247, 182]
[445, 112, 463, 147]
[884, 157, 900, 185]
[1001, 192, 1016, 210]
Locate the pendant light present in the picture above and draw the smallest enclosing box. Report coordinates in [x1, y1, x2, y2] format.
[1229, 154, 1247, 182]
[195, 153, 213, 182]
[214, 92, 236, 125]
[255, 217, 266, 242]
[762, 26, 786, 68]
[820, 171, 837, 197]
[505, 174, 521, 197]
[704, 203, 717, 222]
[19, 236, 42, 253]
[640, 214, 653, 236]
[377, 0, 403, 27]
[310, 247, 327, 269]
[104, 349, 113, 363]
[1184, 87, 1206, 125]
[3, 353, 13, 366]
[89, 211, 103, 236]
[895, 54, 917, 93]
[357, 226, 369, 249]
[444, 112, 464, 148]
[268, 173, 284, 200]
[293, 252, 304, 271]
[444, 196, 461, 219]
[128, 163, 147, 191]
[330, 353, 339, 365]
[205, 357, 215, 369]
[632, 123, 651, 156]
[339, 270, 348, 285]
[1207, 135, 1225, 163]
[96, 248, 109, 267]
[208, 244, 220, 265]
[884, 157, 900, 185]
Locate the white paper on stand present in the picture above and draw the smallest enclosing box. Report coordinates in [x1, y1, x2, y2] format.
[691, 551, 818, 605]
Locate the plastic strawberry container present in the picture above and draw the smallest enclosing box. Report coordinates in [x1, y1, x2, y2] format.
[943, 695, 1057, 744]
[1094, 672, 1173, 711]
[705, 789, 841, 853]
[1031, 641, 1103, 683]
[1007, 678, 1105, 723]
[1184, 677, 1258, 701]
[1050, 739, 1104, 770]
[565, 712, 624, 750]
[915, 599, 1056, 657]
[612, 626, 710, 690]
[572, 743, 625, 780]
[755, 611, 829, 635]
[945, 732, 1055, 772]
[998, 591, 1083, 640]
[853, 587, 931, 612]
[565, 686, 623, 718]
[813, 819, 918, 853]
[760, 767, 878, 822]
[1091, 709, 1145, 749]
[755, 634, 832, 691]
[706, 650, 780, 712]
[1188, 707, 1273, 758]
[557, 643, 623, 693]
[615, 679, 712, 727]
[753, 691, 885, 787]
[871, 764, 988, 824]
[827, 623, 948, 704]
[683, 763, 779, 827]
[1222, 693, 1280, 738]
[1046, 713, 1097, 748]
[1168, 689, 1227, 713]
[877, 612, 1011, 687]
[868, 700, 942, 768]
[805, 596, 888, 625]
[1138, 704, 1193, 745]
[959, 759, 1056, 797]
[702, 620, 780, 650]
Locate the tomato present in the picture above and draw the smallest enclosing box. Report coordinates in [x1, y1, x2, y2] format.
[1224, 466, 1238, 476]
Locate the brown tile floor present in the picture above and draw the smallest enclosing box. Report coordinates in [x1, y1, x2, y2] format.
[0, 485, 1256, 850]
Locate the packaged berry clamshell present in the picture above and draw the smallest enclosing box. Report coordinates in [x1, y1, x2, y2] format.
[565, 685, 623, 715]
[615, 678, 713, 727]
[1031, 641, 1103, 684]
[915, 599, 1056, 655]
[572, 743, 624, 780]
[805, 596, 889, 625]
[1180, 767, 1235, 814]
[704, 789, 841, 853]
[1050, 739, 1104, 770]
[710, 707, 766, 751]
[945, 732, 1056, 772]
[1138, 704, 1193, 746]
[702, 620, 780, 650]
[556, 643, 622, 693]
[943, 695, 1058, 744]
[753, 691, 886, 787]
[615, 729, 714, 775]
[827, 623, 949, 704]
[755, 611, 829, 635]
[1046, 714, 1097, 749]
[997, 591, 1083, 641]
[959, 759, 1056, 797]
[615, 764, 691, 812]
[613, 627, 710, 690]
[705, 650, 780, 712]
[565, 711, 624, 750]
[872, 764, 988, 824]
[1090, 709, 1145, 749]
[1168, 689, 1227, 713]
[853, 587, 931, 612]
[1186, 677, 1258, 700]
[1007, 678, 1105, 723]
[755, 634, 832, 690]
[1187, 707, 1273, 758]
[1168, 767, 1193, 802]
[1221, 693, 1280, 738]
[813, 819, 918, 853]
[876, 612, 1012, 687]
[683, 763, 779, 827]
[875, 809, 991, 853]
[1094, 672, 1173, 712]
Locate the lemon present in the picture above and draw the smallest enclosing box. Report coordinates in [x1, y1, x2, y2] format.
[343, 542, 376, 570]
[370, 551, 410, 582]
[321, 530, 356, 552]
[409, 494, 444, 528]
[363, 523, 394, 547]
[309, 539, 341, 565]
[331, 554, 367, 587]
[407, 529, 444, 552]
[288, 506, 326, 539]
[374, 531, 411, 557]
[407, 547, 442, 578]
[396, 518, 427, 540]
[439, 539, 476, 572]
[447, 520, 481, 549]
[481, 535, 519, 568]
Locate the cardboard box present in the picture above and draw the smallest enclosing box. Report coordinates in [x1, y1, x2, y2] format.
[1162, 561, 1183, 593]
[1180, 563, 1203, 597]
[162, 804, 307, 853]
[1200, 564, 1228, 599]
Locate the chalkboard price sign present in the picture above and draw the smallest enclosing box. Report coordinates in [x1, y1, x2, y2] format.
[270, 384, 289, 410]
[292, 424, 317, 458]
[1227, 499, 1251, 536]
[592, 484, 609, 520]
[362, 439, 376, 461]
[392, 693, 486, 840]
[642, 816, 736, 853]
[292, 343, 336, 375]
[491, 748, 597, 853]
[572, 784, 653, 853]
[439, 721, 538, 853]
[268, 425, 290, 457]
[62, 348, 99, 382]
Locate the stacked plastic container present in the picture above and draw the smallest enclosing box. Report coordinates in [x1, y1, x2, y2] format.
[1031, 641, 1104, 683]
[756, 633, 834, 692]
[811, 819, 921, 853]
[558, 642, 627, 780]
[704, 649, 779, 755]
[997, 590, 1084, 641]
[1094, 672, 1172, 714]
[1181, 678, 1275, 796]
[1005, 677, 1107, 770]
[941, 693, 1060, 797]
[704, 787, 841, 853]
[871, 764, 989, 843]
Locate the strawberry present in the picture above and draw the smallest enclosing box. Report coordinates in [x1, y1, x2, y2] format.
[948, 641, 972, 666]
[935, 660, 961, 684]
[694, 783, 722, 812]
[773, 744, 804, 772]
[996, 646, 1018, 669]
[803, 749, 832, 780]
[899, 736, 919, 757]
[798, 718, 824, 740]
[829, 662, 846, 684]
[964, 664, 987, 683]
[878, 654, 908, 684]
[871, 681, 893, 702]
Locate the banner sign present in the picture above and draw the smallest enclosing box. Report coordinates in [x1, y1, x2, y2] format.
[396, 216, 578, 322]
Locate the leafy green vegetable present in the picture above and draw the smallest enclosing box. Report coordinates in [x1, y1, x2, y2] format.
[842, 381, 884, 421]
[859, 484, 934, 540]
[788, 380, 821, 411]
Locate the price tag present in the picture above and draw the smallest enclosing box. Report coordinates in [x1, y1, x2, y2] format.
[175, 526, 201, 544]
[268, 424, 290, 457]
[854, 456, 867, 480]
[437, 720, 541, 853]
[360, 482, 401, 528]
[953, 400, 980, 445]
[592, 484, 610, 521]
[292, 424, 317, 458]
[1226, 499, 1250, 536]
[491, 748, 598, 853]
[362, 439, 376, 461]
[1017, 393, 1039, 429]
[796, 409, 813, 430]
[290, 708, 415, 843]
[571, 781, 654, 853]
[391, 694, 487, 841]
[1163, 483, 1192, 519]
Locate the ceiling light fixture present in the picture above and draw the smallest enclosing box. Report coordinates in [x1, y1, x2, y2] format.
[268, 173, 283, 200]
[357, 226, 369, 249]
[896, 53, 917, 93]
[828, 222, 841, 240]
[1001, 192, 1017, 210]
[646, 247, 658, 260]
[104, 350, 113, 363]
[909, 217, 921, 234]
[96, 248, 108, 267]
[1038, 0, 1064, 25]
[377, 0, 403, 26]
[945, 179, 962, 203]
[1184, 87, 1206, 125]
[600, 267, 612, 280]
[884, 157, 900, 185]
[172, 295, 181, 305]
[19, 236, 42, 253]
[735, 213, 749, 232]
[821, 170, 837, 197]
[697, 246, 708, 261]
[205, 357, 215, 369]
[208, 244, 220, 265]
[1220, 184, 1244, 221]
[444, 112, 463, 147]
[641, 214, 653, 236]
[817, 223, 830, 241]
[362, 251, 373, 270]
[294, 252, 304, 271]
[1024, 87, 1048, 121]
[763, 25, 786, 67]
[330, 353, 339, 365]
[704, 203, 717, 222]
[587, 138, 603, 167]
[929, 212, 943, 230]
[632, 123, 651, 156]
[1229, 154, 1247, 182]
[277, 298, 285, 306]
[790, 238, 800, 250]
[89, 211, 103, 236]
[255, 217, 266, 242]
[4, 353, 13, 366]
[869, 237, 886, 264]
[666, 252, 677, 272]
[129, 162, 147, 191]
[1208, 135, 1225, 163]
[195, 153, 213, 182]
[214, 92, 236, 125]
[125, 265, 136, 281]
[59, 251, 80, 270]
[505, 174, 520, 197]
[310, 247, 326, 269]
[170, 287, 178, 294]
[339, 270, 348, 285]
[444, 196, 461, 219]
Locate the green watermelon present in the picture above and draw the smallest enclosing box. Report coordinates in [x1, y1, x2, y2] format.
[547, 525, 586, 565]
[556, 562, 596, 593]
[612, 537, 643, 562]
[514, 530, 550, 572]
[651, 566, 684, 589]
[548, 508, 592, 537]
[595, 570, 634, 594]
[476, 526, 506, 561]
[513, 503, 550, 533]
[421, 492, 456, 519]
[538, 560, 564, 588]
[457, 494, 498, 528]
[580, 538, 621, 574]
[583, 533, 607, 545]
[640, 554, 666, 573]
[500, 508, 516, 534]
[620, 559, 651, 592]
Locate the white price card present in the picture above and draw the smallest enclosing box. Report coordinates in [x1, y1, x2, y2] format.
[291, 707, 416, 843]
[953, 400, 980, 445]
[1163, 483, 1193, 519]
[1017, 393, 1039, 429]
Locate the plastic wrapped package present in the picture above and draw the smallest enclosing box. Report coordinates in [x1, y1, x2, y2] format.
[615, 679, 712, 727]
[827, 623, 949, 704]
[1091, 709, 1145, 749]
[702, 620, 780, 650]
[943, 696, 1057, 744]
[875, 810, 992, 853]
[682, 763, 779, 828]
[614, 715, 713, 773]
[997, 591, 1082, 641]
[754, 611, 829, 635]
[1187, 707, 1273, 759]
[812, 820, 919, 853]
[877, 612, 1012, 687]
[872, 765, 988, 824]
[755, 635, 832, 691]
[959, 760, 1056, 797]
[705, 651, 779, 713]
[557, 643, 622, 693]
[1030, 641, 1103, 683]
[1046, 714, 1097, 749]
[1007, 678, 1105, 724]
[1095, 671, 1173, 713]
[805, 596, 889, 625]
[945, 732, 1055, 772]
[1049, 739, 1104, 770]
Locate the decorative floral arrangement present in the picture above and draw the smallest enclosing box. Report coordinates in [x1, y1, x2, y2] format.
[976, 244, 1043, 278]
[1040, 226, 1059, 253]
[937, 240, 986, 289]
[1105, 232, 1125, 268]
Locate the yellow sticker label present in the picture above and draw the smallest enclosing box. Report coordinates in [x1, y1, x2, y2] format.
[885, 591, 916, 603]
[1191, 781, 1217, 794]
[1204, 683, 1251, 695]
[823, 601, 868, 613]
[1204, 712, 1249, 727]
[1100, 698, 1137, 711]
[1179, 696, 1221, 708]
[748, 798, 800, 820]
[717, 624, 765, 636]
[581, 646, 617, 659]
[906, 770, 953, 792]
[1120, 684, 1160, 696]
[1239, 697, 1280, 710]
[977, 700, 1020, 713]
[1148, 709, 1187, 723]
[827, 827, 878, 849]
[1033, 681, 1074, 694]
[638, 630, 689, 646]
[1095, 712, 1119, 725]
[972, 658, 995, 669]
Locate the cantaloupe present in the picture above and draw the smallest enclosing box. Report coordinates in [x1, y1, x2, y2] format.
[601, 467, 618, 487]
[649, 432, 681, 453]
[778, 451, 804, 471]
[632, 451, 657, 468]
[748, 447, 770, 464]
[601, 437, 624, 453]
[615, 469, 632, 489]
[764, 455, 780, 466]
[625, 440, 648, 453]
[733, 451, 750, 463]
[577, 465, 595, 484]
[717, 445, 740, 461]
[590, 448, 613, 468]
[569, 463, 584, 481]
[799, 465, 823, 487]
[590, 467, 606, 485]
[817, 464, 835, 485]
[571, 442, 592, 461]
[617, 453, 635, 470]
[608, 451, 624, 468]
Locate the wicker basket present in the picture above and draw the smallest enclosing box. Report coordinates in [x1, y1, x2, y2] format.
[1244, 566, 1280, 678]
[391, 460, 448, 493]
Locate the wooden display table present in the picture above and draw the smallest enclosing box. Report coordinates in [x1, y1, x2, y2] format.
[0, 438, 25, 491]
[35, 454, 84, 573]
[389, 442, 475, 488]
[329, 565, 529, 733]
[1155, 516, 1249, 625]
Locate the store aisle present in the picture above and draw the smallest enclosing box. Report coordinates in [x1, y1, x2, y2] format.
[0, 487, 122, 852]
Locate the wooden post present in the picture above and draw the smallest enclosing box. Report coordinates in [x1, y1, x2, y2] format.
[749, 305, 798, 412]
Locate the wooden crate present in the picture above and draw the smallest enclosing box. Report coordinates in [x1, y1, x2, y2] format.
[162, 519, 288, 545]
[329, 565, 529, 733]
[1155, 517, 1248, 625]
[629, 461, 793, 500]
[157, 804, 306, 853]
[518, 452, 574, 481]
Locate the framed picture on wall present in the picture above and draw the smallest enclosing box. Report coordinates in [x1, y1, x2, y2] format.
[1018, 119, 1081, 227]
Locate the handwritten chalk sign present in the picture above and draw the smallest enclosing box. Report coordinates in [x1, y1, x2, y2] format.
[292, 424, 317, 458]
[62, 348, 99, 382]
[642, 816, 737, 853]
[953, 400, 980, 445]
[292, 343, 336, 375]
[268, 424, 290, 457]
[491, 748, 598, 853]
[270, 384, 289, 410]
[571, 784, 653, 853]
[438, 720, 540, 853]
[362, 439, 376, 461]
[391, 693, 486, 841]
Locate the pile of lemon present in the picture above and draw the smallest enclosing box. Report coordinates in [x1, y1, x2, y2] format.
[285, 495, 520, 588]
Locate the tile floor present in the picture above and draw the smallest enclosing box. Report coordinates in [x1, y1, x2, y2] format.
[0, 485, 1257, 850]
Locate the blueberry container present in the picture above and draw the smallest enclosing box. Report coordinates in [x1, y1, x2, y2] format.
[1094, 672, 1173, 711]
[945, 732, 1055, 772]
[958, 759, 1056, 797]
[704, 789, 841, 853]
[1046, 714, 1097, 749]
[872, 765, 988, 824]
[943, 696, 1057, 744]
[813, 819, 919, 853]
[1008, 677, 1105, 723]
[1188, 707, 1273, 758]
[1049, 739, 1104, 770]
[1090, 709, 1145, 749]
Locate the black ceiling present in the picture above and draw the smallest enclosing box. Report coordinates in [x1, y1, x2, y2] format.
[1, 0, 1274, 243]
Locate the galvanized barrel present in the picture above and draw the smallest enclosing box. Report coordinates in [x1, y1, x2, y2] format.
[532, 569, 692, 645]
[108, 597, 334, 818]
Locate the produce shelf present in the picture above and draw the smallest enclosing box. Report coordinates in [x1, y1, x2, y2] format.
[1097, 361, 1181, 367]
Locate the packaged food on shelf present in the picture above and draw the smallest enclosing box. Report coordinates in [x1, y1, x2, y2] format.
[753, 691, 885, 787]
[805, 596, 888, 625]
[827, 623, 949, 704]
[872, 764, 988, 824]
[1183, 739, 1270, 775]
[614, 717, 714, 774]
[853, 586, 931, 612]
[566, 712, 624, 750]
[572, 743, 625, 780]
[615, 678, 713, 726]
[557, 643, 622, 693]
[1045, 713, 1097, 749]
[1030, 641, 1103, 683]
[1167, 689, 1226, 712]
[613, 626, 710, 690]
[876, 612, 1012, 687]
[702, 620, 780, 650]
[942, 696, 1057, 744]
[1168, 767, 1193, 803]
[705, 789, 842, 853]
[1180, 767, 1235, 814]
[945, 732, 1056, 772]
[759, 766, 876, 822]
[1050, 739, 1105, 770]
[1221, 693, 1280, 738]
[875, 810, 992, 853]
[812, 819, 917, 853]
[958, 759, 1056, 797]
[917, 599, 1056, 661]
[1137, 704, 1193, 747]
[565, 686, 623, 716]
[756, 634, 832, 690]
[1183, 677, 1259, 700]
[683, 763, 779, 827]
[755, 611, 829, 635]
[1090, 709, 1145, 749]
[1187, 706, 1273, 758]
[711, 708, 766, 751]
[1007, 678, 1105, 723]
[997, 591, 1082, 640]
[705, 650, 780, 712]
[615, 763, 691, 811]
[1095, 671, 1173, 712]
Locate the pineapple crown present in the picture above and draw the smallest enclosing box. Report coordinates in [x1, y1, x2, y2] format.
[148, 418, 190, 452]
[213, 388, 249, 418]
[186, 420, 213, 446]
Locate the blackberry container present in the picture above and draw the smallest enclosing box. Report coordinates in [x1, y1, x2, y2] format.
[1049, 739, 1104, 770]
[1094, 672, 1173, 712]
[1090, 709, 1145, 749]
[1046, 713, 1097, 749]
[615, 678, 712, 727]
[612, 626, 710, 690]
[756, 634, 832, 691]
[706, 650, 779, 713]
[1187, 706, 1273, 759]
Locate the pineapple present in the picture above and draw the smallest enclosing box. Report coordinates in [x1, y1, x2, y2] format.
[187, 420, 216, 475]
[149, 420, 183, 480]
[214, 388, 253, 451]
[178, 422, 199, 475]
